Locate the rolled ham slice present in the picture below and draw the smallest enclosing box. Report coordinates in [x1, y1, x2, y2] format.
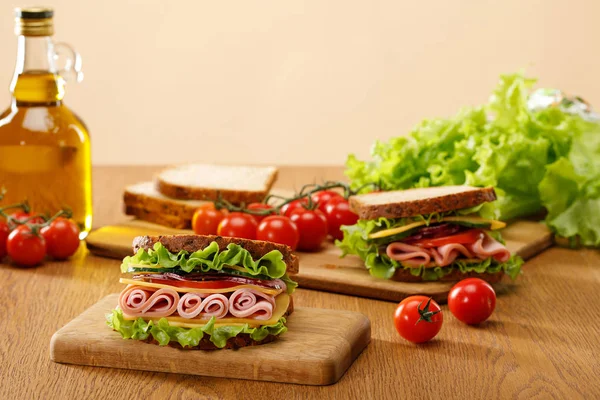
[467, 234, 511, 263]
[386, 242, 431, 267]
[119, 285, 179, 317]
[431, 243, 474, 267]
[177, 293, 229, 319]
[229, 288, 276, 320]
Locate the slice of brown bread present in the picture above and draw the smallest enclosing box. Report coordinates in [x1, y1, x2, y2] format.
[391, 268, 503, 283]
[349, 186, 497, 220]
[155, 164, 278, 205]
[132, 234, 299, 274]
[124, 182, 210, 228]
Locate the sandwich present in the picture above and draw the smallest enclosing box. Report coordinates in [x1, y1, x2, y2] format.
[107, 234, 298, 350]
[337, 186, 523, 282]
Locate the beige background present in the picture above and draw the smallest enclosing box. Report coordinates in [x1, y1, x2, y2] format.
[0, 0, 599, 166]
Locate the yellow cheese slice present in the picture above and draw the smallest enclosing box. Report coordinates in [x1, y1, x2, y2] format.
[123, 293, 290, 328]
[368, 216, 506, 239]
[118, 278, 283, 296]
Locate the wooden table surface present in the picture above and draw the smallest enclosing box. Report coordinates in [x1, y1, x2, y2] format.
[2, 166, 600, 400]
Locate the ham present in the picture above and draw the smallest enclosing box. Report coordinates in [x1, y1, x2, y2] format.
[229, 288, 276, 320]
[432, 243, 474, 266]
[177, 293, 229, 319]
[386, 242, 431, 267]
[119, 285, 179, 317]
[467, 234, 511, 263]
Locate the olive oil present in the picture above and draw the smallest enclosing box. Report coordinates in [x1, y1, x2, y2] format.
[0, 8, 92, 238]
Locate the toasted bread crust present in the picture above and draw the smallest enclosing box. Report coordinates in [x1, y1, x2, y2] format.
[350, 187, 497, 220]
[124, 205, 191, 229]
[390, 268, 504, 283]
[155, 171, 278, 205]
[132, 234, 299, 274]
[123, 189, 201, 219]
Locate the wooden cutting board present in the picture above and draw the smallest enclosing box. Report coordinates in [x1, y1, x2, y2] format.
[86, 219, 553, 303]
[50, 294, 370, 385]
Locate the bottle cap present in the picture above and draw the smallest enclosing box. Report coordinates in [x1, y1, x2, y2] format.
[14, 7, 54, 36]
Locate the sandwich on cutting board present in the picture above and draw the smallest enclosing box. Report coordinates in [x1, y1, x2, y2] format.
[338, 186, 523, 282]
[108, 234, 298, 350]
[123, 164, 278, 229]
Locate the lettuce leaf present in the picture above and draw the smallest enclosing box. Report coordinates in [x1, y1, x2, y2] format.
[346, 72, 600, 246]
[337, 218, 523, 280]
[106, 308, 287, 349]
[122, 242, 288, 279]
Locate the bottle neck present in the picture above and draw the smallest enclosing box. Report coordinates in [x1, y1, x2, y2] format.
[10, 35, 65, 105]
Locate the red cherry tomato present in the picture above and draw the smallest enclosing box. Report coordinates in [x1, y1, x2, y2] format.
[279, 199, 308, 217]
[289, 208, 328, 252]
[8, 211, 45, 229]
[448, 278, 496, 325]
[256, 216, 299, 250]
[394, 296, 443, 343]
[0, 222, 9, 258]
[246, 203, 275, 223]
[323, 197, 358, 240]
[6, 225, 46, 267]
[192, 204, 227, 235]
[311, 190, 342, 213]
[40, 217, 81, 259]
[217, 212, 258, 239]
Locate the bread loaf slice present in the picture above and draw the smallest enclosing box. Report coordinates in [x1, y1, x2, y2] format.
[124, 182, 209, 229]
[349, 186, 497, 220]
[156, 164, 278, 205]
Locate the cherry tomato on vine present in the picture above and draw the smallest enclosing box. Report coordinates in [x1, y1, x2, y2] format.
[289, 208, 328, 252]
[40, 217, 81, 259]
[279, 199, 308, 217]
[448, 278, 496, 325]
[6, 225, 46, 267]
[8, 211, 45, 229]
[0, 222, 9, 258]
[246, 203, 275, 223]
[394, 296, 443, 343]
[192, 204, 227, 235]
[217, 212, 258, 239]
[311, 190, 342, 214]
[256, 215, 299, 250]
[323, 197, 358, 240]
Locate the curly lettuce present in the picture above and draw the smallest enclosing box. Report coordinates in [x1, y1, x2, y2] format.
[107, 308, 287, 349]
[346, 72, 600, 246]
[337, 218, 523, 280]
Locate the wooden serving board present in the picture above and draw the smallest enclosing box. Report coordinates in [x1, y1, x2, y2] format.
[50, 294, 370, 385]
[86, 219, 553, 303]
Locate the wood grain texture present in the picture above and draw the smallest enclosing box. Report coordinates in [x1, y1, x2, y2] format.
[86, 220, 552, 303]
[50, 294, 370, 385]
[2, 166, 600, 400]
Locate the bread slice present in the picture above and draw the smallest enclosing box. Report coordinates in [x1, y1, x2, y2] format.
[156, 164, 278, 205]
[123, 182, 209, 229]
[349, 186, 497, 220]
[132, 234, 299, 274]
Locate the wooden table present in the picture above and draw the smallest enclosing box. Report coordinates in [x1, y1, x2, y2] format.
[2, 166, 600, 399]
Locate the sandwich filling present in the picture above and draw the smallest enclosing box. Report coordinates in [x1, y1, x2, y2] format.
[338, 209, 523, 280]
[107, 242, 297, 349]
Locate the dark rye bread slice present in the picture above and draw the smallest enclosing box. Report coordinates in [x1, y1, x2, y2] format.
[139, 299, 294, 350]
[391, 268, 503, 283]
[349, 186, 497, 220]
[133, 234, 299, 274]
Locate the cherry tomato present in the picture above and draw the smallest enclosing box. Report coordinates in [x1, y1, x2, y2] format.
[8, 211, 45, 229]
[192, 204, 227, 235]
[217, 212, 258, 239]
[448, 278, 496, 325]
[246, 203, 275, 223]
[406, 229, 483, 248]
[280, 198, 308, 217]
[6, 225, 46, 267]
[323, 197, 358, 240]
[311, 190, 342, 213]
[0, 222, 9, 258]
[40, 217, 81, 259]
[256, 216, 299, 250]
[289, 208, 328, 252]
[394, 296, 443, 343]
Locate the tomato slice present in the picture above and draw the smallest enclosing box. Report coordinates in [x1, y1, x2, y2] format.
[405, 229, 483, 248]
[144, 278, 242, 290]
